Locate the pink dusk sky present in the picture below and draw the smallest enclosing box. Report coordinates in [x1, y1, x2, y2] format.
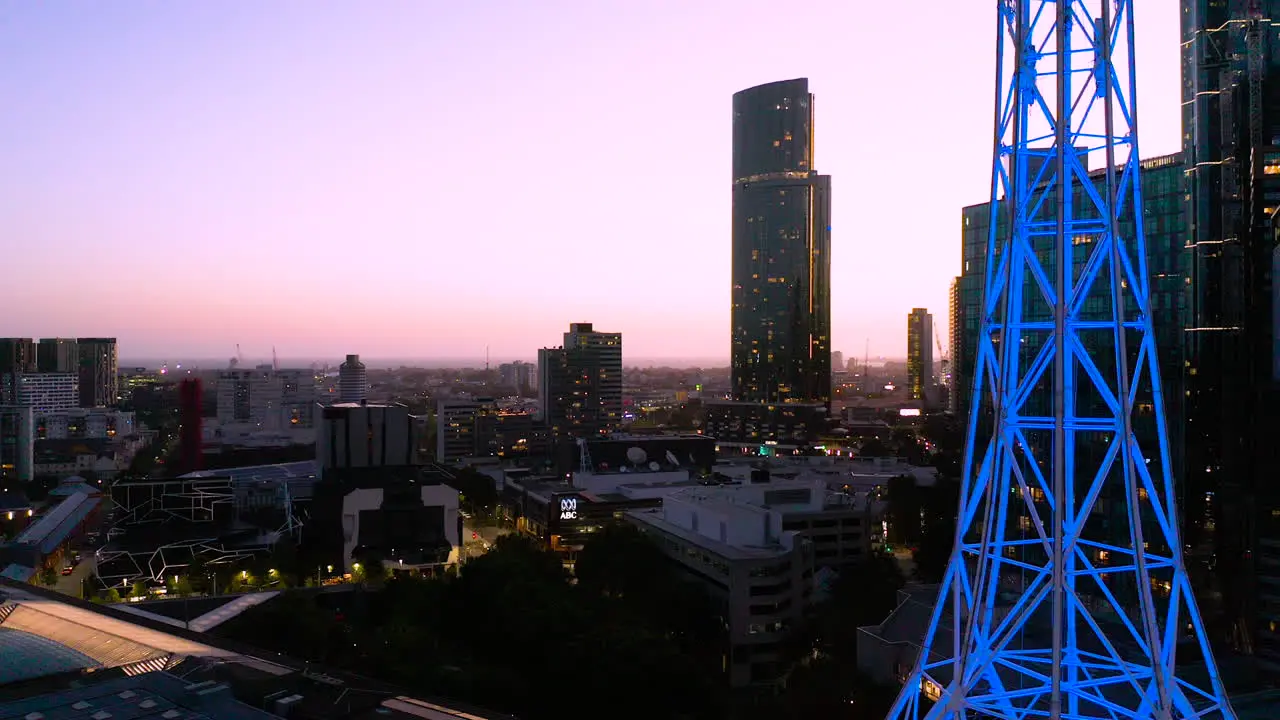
[0, 1, 1183, 365]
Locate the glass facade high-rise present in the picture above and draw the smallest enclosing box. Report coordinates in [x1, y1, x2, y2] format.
[955, 154, 1187, 444]
[730, 78, 831, 406]
[947, 277, 961, 413]
[1183, 0, 1280, 671]
[906, 309, 933, 402]
[954, 153, 1188, 615]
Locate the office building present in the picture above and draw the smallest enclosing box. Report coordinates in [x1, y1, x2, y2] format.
[37, 337, 78, 372]
[11, 372, 78, 414]
[34, 407, 136, 440]
[499, 360, 536, 393]
[0, 405, 34, 484]
[0, 339, 35, 405]
[436, 397, 546, 464]
[948, 277, 961, 413]
[338, 353, 368, 404]
[537, 323, 622, 439]
[1183, 0, 1280, 669]
[718, 79, 832, 447]
[216, 366, 317, 434]
[317, 402, 417, 476]
[730, 78, 832, 406]
[954, 153, 1191, 661]
[955, 153, 1186, 435]
[625, 478, 880, 687]
[831, 351, 845, 377]
[75, 337, 117, 407]
[437, 397, 493, 463]
[701, 400, 829, 452]
[906, 309, 933, 403]
[0, 338, 36, 376]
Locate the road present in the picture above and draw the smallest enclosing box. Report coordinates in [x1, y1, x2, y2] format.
[52, 555, 97, 598]
[460, 522, 511, 562]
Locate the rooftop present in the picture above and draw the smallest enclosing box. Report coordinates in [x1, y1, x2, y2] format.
[626, 507, 790, 561]
[0, 627, 97, 684]
[0, 671, 276, 720]
[0, 584, 513, 719]
[13, 491, 101, 555]
[178, 461, 318, 484]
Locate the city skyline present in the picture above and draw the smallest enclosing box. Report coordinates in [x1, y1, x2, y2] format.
[0, 1, 1183, 359]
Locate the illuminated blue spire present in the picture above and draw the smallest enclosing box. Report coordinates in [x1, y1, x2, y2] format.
[884, 2, 1238, 718]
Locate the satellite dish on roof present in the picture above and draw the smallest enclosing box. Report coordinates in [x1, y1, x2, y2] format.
[648, 461, 660, 471]
[626, 447, 647, 465]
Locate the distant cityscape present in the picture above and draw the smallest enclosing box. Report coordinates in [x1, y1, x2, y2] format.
[2, 2, 1280, 720]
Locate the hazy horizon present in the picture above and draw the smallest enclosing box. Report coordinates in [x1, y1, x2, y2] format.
[1, 1, 1182, 359]
[121, 355, 908, 371]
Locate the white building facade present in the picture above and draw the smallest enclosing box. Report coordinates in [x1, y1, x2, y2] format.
[13, 373, 79, 414]
[625, 478, 884, 688]
[216, 366, 318, 441]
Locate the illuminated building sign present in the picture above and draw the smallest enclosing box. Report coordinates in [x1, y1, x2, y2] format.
[559, 497, 578, 521]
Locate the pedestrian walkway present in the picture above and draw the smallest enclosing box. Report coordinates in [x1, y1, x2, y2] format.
[117, 591, 280, 633]
[187, 591, 279, 632]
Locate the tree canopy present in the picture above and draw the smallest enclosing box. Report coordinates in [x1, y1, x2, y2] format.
[218, 530, 721, 720]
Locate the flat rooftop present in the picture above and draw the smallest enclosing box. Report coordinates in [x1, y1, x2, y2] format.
[626, 508, 789, 561]
[0, 670, 276, 720]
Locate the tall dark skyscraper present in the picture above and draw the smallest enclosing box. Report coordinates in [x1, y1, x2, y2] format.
[37, 338, 78, 373]
[0, 339, 36, 405]
[76, 337, 118, 408]
[1182, 0, 1280, 670]
[906, 309, 933, 402]
[730, 78, 831, 406]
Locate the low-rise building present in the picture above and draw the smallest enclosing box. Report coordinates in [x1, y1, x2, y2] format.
[625, 478, 884, 688]
[317, 402, 418, 479]
[437, 397, 548, 465]
[35, 407, 136, 440]
[702, 399, 830, 451]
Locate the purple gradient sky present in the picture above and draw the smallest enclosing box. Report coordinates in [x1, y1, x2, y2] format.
[0, 1, 1183, 365]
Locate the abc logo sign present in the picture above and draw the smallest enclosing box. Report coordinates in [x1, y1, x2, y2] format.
[559, 497, 578, 520]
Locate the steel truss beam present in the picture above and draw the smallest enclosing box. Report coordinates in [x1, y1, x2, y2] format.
[885, 2, 1237, 718]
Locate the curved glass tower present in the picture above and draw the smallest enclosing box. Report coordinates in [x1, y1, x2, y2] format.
[730, 79, 832, 406]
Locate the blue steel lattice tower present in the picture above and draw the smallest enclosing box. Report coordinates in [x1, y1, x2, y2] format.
[886, 2, 1237, 719]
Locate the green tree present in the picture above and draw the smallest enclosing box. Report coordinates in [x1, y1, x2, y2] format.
[886, 475, 923, 546]
[269, 536, 303, 584]
[913, 477, 961, 583]
[804, 554, 905, 662]
[104, 588, 122, 603]
[131, 580, 148, 599]
[39, 566, 58, 586]
[860, 437, 891, 458]
[574, 523, 668, 599]
[446, 467, 499, 516]
[351, 550, 387, 587]
[174, 576, 193, 597]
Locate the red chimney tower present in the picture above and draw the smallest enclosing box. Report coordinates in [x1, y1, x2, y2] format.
[178, 378, 203, 473]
